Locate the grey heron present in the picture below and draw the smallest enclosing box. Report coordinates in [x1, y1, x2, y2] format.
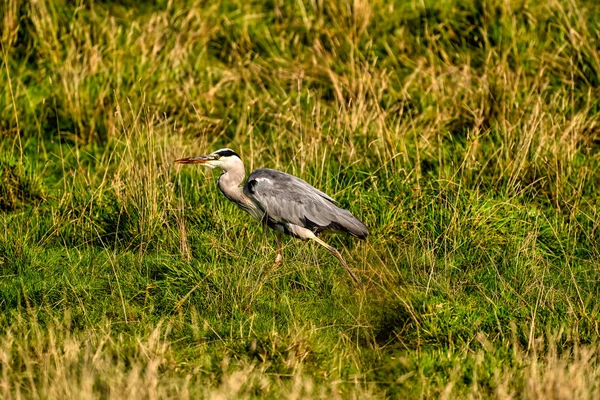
[175, 148, 368, 284]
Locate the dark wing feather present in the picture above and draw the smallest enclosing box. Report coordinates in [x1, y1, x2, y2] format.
[244, 168, 368, 238]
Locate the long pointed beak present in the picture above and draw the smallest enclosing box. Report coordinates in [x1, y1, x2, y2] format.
[174, 155, 211, 164]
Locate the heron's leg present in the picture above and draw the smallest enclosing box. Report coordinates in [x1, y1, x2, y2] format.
[273, 232, 283, 268]
[310, 236, 362, 285]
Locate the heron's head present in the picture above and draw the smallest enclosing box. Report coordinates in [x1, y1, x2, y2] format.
[175, 148, 242, 171]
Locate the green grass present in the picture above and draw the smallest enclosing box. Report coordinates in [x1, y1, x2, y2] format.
[1, 0, 600, 398]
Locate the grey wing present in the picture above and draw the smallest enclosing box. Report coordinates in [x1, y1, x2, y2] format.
[243, 168, 368, 239]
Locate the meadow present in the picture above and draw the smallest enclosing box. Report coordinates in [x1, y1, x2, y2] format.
[1, 0, 599, 398]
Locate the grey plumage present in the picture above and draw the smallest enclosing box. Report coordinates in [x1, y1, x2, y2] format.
[244, 168, 369, 240]
[175, 148, 368, 284]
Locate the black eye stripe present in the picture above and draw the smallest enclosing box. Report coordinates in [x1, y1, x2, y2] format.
[214, 149, 240, 158]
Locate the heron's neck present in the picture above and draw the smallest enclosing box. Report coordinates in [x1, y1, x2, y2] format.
[217, 160, 250, 207]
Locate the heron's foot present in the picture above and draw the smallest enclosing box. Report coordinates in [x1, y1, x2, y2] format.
[272, 232, 283, 268]
[273, 252, 283, 268]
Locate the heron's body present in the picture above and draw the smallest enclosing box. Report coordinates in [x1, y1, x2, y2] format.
[175, 148, 368, 283]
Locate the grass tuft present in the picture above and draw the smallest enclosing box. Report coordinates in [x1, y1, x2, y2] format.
[0, 156, 44, 211]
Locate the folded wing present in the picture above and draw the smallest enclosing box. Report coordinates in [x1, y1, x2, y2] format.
[243, 168, 368, 239]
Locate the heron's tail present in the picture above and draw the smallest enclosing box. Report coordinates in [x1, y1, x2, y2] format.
[336, 209, 369, 239]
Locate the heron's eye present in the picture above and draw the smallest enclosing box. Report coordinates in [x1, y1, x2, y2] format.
[213, 155, 221, 160]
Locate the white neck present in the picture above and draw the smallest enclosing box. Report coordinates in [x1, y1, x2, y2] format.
[216, 158, 262, 219]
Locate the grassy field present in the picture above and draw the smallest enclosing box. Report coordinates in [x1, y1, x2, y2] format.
[1, 0, 600, 398]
